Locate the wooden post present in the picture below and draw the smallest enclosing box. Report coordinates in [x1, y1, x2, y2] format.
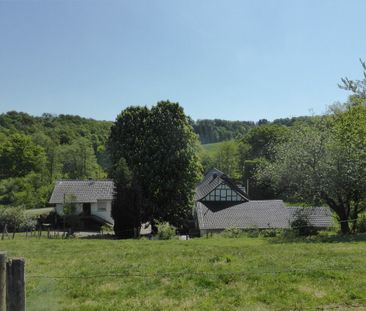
[0, 252, 7, 311]
[6, 258, 25, 311]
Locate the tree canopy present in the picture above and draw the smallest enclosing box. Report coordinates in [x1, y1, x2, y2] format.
[257, 105, 366, 233]
[109, 101, 202, 238]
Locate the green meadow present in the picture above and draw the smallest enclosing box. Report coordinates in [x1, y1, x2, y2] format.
[2, 235, 366, 311]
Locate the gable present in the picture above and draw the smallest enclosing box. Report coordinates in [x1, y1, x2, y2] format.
[201, 183, 245, 202]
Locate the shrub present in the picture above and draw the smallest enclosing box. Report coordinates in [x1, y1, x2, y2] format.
[260, 228, 279, 237]
[246, 228, 260, 238]
[222, 227, 242, 238]
[290, 209, 318, 236]
[100, 224, 113, 234]
[155, 222, 176, 240]
[0, 206, 35, 231]
[356, 215, 366, 233]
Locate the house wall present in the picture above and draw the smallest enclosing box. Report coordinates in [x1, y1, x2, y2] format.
[55, 203, 82, 215]
[91, 200, 114, 224]
[54, 201, 113, 224]
[200, 229, 224, 236]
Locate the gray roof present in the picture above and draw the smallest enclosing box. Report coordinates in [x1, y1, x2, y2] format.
[288, 206, 334, 227]
[196, 201, 333, 230]
[49, 180, 114, 204]
[196, 200, 290, 229]
[194, 168, 248, 201]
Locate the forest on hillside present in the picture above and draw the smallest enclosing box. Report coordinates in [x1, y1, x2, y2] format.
[0, 109, 315, 209]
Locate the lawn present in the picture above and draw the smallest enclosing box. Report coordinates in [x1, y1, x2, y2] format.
[2, 235, 366, 311]
[202, 141, 229, 155]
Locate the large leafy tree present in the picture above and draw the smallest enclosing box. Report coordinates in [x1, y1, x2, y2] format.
[257, 106, 366, 234]
[109, 101, 202, 238]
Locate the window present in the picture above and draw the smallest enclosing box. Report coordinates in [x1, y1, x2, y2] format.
[202, 183, 244, 202]
[97, 201, 108, 212]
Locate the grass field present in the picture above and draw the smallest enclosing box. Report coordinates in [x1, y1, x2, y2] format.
[2, 234, 366, 311]
[201, 141, 228, 155]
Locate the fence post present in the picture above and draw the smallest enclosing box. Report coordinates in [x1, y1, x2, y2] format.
[0, 252, 7, 311]
[6, 258, 25, 311]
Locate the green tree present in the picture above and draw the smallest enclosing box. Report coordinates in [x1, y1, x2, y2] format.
[212, 140, 239, 178]
[0, 133, 46, 179]
[109, 101, 202, 237]
[242, 124, 289, 160]
[257, 107, 366, 234]
[58, 138, 105, 179]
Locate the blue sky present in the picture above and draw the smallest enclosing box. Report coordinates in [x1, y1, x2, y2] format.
[1, 0, 366, 121]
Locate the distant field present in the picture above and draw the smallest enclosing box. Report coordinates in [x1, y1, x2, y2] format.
[2, 235, 366, 311]
[202, 141, 228, 155]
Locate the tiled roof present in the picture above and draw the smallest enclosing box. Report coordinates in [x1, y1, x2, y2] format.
[49, 180, 114, 204]
[196, 201, 333, 230]
[196, 200, 290, 229]
[288, 206, 334, 227]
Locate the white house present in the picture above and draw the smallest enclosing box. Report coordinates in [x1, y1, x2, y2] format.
[49, 180, 114, 225]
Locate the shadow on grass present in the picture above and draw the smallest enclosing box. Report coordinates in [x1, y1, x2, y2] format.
[79, 233, 118, 240]
[268, 232, 366, 244]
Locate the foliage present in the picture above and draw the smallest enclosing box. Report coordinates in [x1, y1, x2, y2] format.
[109, 101, 202, 237]
[63, 193, 77, 215]
[257, 106, 366, 233]
[155, 221, 176, 240]
[0, 173, 53, 209]
[58, 138, 105, 179]
[0, 112, 112, 213]
[242, 159, 276, 199]
[192, 119, 254, 144]
[290, 209, 318, 236]
[221, 227, 242, 238]
[339, 58, 366, 99]
[100, 224, 113, 233]
[241, 124, 289, 160]
[0, 206, 35, 231]
[356, 215, 366, 233]
[211, 141, 239, 178]
[0, 133, 46, 179]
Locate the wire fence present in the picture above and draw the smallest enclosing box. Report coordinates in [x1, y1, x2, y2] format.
[25, 266, 366, 310]
[27, 265, 366, 279]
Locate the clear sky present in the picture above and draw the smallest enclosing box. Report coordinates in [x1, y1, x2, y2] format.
[1, 0, 366, 122]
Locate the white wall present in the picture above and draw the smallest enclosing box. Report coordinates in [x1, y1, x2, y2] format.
[55, 203, 82, 216]
[91, 200, 114, 224]
[55, 201, 114, 225]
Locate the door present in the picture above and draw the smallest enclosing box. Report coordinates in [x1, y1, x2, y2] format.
[83, 203, 91, 216]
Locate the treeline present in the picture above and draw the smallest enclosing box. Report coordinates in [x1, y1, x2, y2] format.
[192, 116, 315, 144]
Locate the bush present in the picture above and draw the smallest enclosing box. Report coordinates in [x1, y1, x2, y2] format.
[356, 216, 366, 233]
[222, 227, 243, 238]
[155, 222, 176, 240]
[260, 228, 279, 238]
[290, 209, 318, 236]
[100, 224, 113, 234]
[246, 228, 260, 238]
[0, 206, 35, 231]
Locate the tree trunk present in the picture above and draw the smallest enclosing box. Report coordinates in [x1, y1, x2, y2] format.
[340, 219, 351, 234]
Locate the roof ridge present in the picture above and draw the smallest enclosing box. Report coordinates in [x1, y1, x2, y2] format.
[55, 179, 114, 182]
